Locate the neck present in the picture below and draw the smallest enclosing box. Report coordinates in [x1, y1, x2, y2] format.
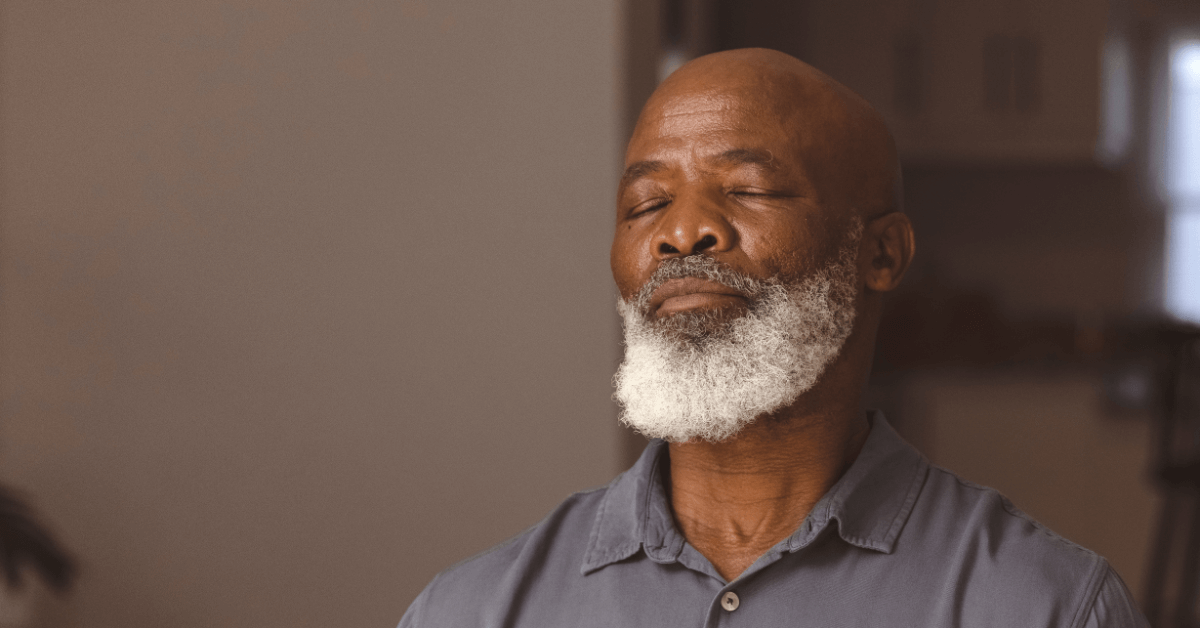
[667, 393, 870, 582]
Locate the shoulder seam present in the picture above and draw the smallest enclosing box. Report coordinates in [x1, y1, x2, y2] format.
[440, 484, 612, 575]
[928, 463, 1099, 559]
[440, 522, 539, 575]
[1068, 557, 1111, 628]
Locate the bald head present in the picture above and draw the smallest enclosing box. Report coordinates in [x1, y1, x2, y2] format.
[611, 49, 917, 444]
[630, 48, 901, 219]
[613, 47, 914, 317]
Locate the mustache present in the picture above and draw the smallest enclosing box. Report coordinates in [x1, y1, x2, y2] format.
[630, 256, 776, 312]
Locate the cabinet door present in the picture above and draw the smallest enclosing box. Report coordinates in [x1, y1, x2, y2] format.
[805, 0, 1107, 163]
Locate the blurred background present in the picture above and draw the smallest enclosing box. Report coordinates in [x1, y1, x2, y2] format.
[1, 0, 1199, 626]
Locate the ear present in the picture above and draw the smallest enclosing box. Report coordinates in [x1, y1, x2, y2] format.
[861, 212, 915, 292]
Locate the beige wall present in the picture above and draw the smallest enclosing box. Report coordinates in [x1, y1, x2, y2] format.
[0, 1, 622, 626]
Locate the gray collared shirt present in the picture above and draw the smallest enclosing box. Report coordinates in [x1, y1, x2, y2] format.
[399, 412, 1148, 627]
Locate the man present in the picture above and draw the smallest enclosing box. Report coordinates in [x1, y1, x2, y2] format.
[399, 49, 1147, 627]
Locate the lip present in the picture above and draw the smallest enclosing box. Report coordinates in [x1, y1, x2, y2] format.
[649, 277, 747, 316]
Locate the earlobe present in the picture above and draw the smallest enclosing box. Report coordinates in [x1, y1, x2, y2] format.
[862, 213, 914, 292]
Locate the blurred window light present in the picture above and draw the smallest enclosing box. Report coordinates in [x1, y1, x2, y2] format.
[1170, 43, 1200, 198]
[1166, 210, 1200, 322]
[1097, 37, 1132, 164]
[1167, 41, 1200, 323]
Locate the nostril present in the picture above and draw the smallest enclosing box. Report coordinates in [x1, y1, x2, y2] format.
[693, 234, 718, 253]
[659, 242, 680, 255]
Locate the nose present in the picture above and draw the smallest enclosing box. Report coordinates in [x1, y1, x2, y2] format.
[651, 195, 737, 259]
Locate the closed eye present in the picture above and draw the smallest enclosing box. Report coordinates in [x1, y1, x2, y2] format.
[629, 198, 670, 217]
[729, 189, 796, 199]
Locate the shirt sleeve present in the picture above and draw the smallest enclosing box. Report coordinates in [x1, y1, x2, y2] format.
[1079, 566, 1149, 628]
[397, 599, 419, 628]
[397, 583, 430, 628]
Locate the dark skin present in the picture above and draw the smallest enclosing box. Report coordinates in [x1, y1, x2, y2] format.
[611, 49, 916, 582]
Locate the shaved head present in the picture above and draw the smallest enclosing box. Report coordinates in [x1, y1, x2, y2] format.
[631, 48, 902, 222]
[611, 48, 915, 443]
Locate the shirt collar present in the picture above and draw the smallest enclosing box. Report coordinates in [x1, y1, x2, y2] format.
[581, 411, 929, 575]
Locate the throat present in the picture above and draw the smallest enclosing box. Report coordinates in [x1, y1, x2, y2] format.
[672, 493, 820, 582]
[664, 408, 871, 582]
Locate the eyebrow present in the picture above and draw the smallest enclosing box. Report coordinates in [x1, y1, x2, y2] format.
[710, 148, 777, 169]
[619, 148, 780, 190]
[619, 160, 667, 190]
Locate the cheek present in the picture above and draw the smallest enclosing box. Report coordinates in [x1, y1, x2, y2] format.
[737, 218, 819, 279]
[610, 228, 652, 298]
[769, 224, 859, 285]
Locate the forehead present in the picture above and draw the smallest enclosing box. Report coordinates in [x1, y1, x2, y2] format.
[626, 89, 801, 164]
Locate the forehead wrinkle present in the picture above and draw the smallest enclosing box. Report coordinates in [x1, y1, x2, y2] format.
[656, 90, 743, 114]
[709, 148, 778, 170]
[642, 96, 768, 139]
[629, 114, 788, 169]
[621, 147, 785, 192]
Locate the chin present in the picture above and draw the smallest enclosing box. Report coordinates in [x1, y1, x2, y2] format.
[614, 232, 862, 444]
[652, 307, 744, 345]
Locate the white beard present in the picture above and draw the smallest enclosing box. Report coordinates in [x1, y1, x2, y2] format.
[613, 226, 861, 443]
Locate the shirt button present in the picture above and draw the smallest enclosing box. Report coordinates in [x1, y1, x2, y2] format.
[721, 591, 740, 612]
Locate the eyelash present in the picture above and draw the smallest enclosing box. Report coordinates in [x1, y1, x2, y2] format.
[629, 198, 670, 217]
[626, 189, 779, 219]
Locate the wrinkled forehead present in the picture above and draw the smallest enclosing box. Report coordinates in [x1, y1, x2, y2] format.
[626, 86, 811, 162]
